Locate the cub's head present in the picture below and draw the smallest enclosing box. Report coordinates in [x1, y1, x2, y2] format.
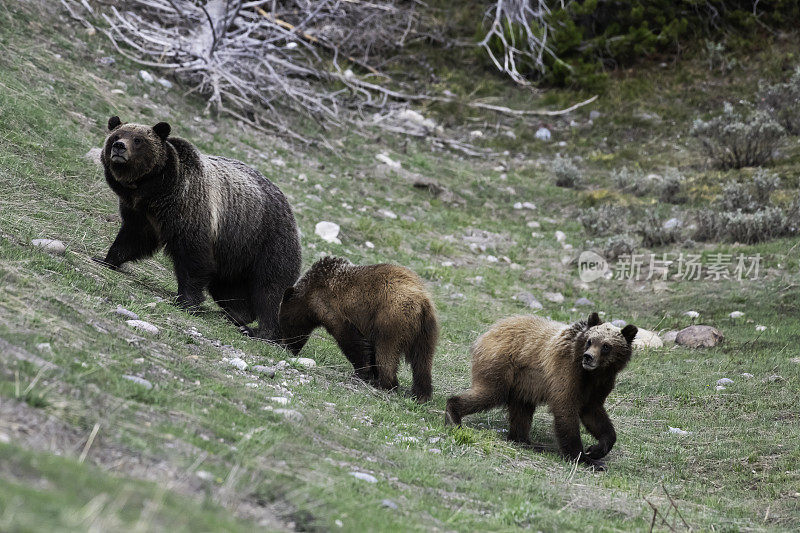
[102, 116, 171, 184]
[580, 312, 637, 372]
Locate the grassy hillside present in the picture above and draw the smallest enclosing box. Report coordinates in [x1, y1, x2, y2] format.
[1, 2, 799, 531]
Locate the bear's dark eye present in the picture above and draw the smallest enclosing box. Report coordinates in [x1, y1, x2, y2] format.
[586, 339, 592, 347]
[601, 344, 611, 354]
[134, 137, 142, 145]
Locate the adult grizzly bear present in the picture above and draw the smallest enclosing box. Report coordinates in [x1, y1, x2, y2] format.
[445, 313, 637, 469]
[94, 116, 301, 340]
[279, 256, 438, 402]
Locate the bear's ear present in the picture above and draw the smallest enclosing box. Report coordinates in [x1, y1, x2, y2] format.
[153, 122, 171, 141]
[282, 286, 295, 302]
[621, 325, 638, 345]
[108, 116, 122, 131]
[587, 312, 601, 328]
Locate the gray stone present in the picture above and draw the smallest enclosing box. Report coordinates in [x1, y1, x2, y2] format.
[114, 306, 139, 320]
[290, 357, 317, 368]
[252, 365, 276, 378]
[589, 110, 602, 120]
[543, 291, 564, 304]
[350, 471, 377, 483]
[31, 239, 66, 255]
[633, 328, 663, 349]
[663, 218, 682, 230]
[514, 291, 543, 310]
[381, 499, 399, 510]
[661, 330, 679, 344]
[611, 319, 627, 328]
[575, 297, 594, 307]
[227, 357, 248, 371]
[126, 320, 159, 335]
[122, 375, 153, 389]
[675, 325, 723, 348]
[716, 378, 734, 386]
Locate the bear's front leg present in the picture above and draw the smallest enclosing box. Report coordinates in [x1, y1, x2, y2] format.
[580, 405, 616, 460]
[330, 322, 375, 382]
[552, 406, 606, 470]
[170, 242, 212, 312]
[94, 205, 161, 269]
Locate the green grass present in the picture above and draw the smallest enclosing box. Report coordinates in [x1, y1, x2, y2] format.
[1, 2, 799, 531]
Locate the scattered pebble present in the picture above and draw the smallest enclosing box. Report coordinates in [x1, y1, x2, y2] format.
[526, 221, 541, 229]
[554, 231, 566, 243]
[31, 239, 66, 255]
[441, 261, 454, 267]
[428, 448, 442, 454]
[157, 77, 173, 89]
[122, 375, 153, 389]
[764, 374, 784, 383]
[365, 241, 375, 249]
[36, 343, 52, 352]
[469, 130, 484, 139]
[290, 357, 317, 368]
[668, 427, 690, 436]
[514, 291, 543, 310]
[663, 218, 682, 230]
[534, 127, 551, 141]
[252, 365, 277, 378]
[381, 499, 399, 510]
[715, 385, 726, 391]
[611, 319, 627, 328]
[269, 397, 289, 405]
[790, 358, 800, 365]
[575, 297, 594, 307]
[139, 70, 154, 83]
[378, 209, 397, 220]
[350, 471, 377, 483]
[245, 383, 259, 389]
[543, 292, 564, 304]
[315, 221, 341, 244]
[375, 153, 401, 168]
[755, 325, 767, 332]
[227, 357, 248, 371]
[661, 330, 679, 344]
[729, 311, 744, 319]
[683, 311, 700, 318]
[741, 372, 754, 378]
[274, 408, 304, 421]
[114, 306, 139, 320]
[717, 378, 734, 386]
[589, 110, 602, 120]
[126, 320, 159, 335]
[84, 148, 102, 166]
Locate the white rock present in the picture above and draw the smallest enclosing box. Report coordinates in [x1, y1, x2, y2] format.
[513, 202, 523, 209]
[227, 357, 248, 371]
[350, 472, 377, 483]
[291, 357, 317, 368]
[126, 320, 159, 335]
[270, 157, 286, 167]
[741, 372, 754, 378]
[196, 470, 214, 481]
[661, 330, 679, 344]
[378, 209, 397, 220]
[521, 202, 535, 210]
[611, 319, 627, 328]
[115, 306, 139, 320]
[344, 69, 354, 79]
[315, 221, 341, 244]
[663, 218, 682, 230]
[157, 77, 173, 89]
[575, 297, 594, 307]
[375, 153, 401, 168]
[534, 127, 551, 141]
[441, 261, 454, 267]
[633, 329, 663, 348]
[365, 241, 375, 249]
[484, 255, 499, 263]
[429, 448, 441, 454]
[31, 239, 66, 254]
[504, 130, 517, 139]
[274, 408, 303, 421]
[717, 378, 734, 386]
[269, 397, 289, 405]
[554, 231, 566, 242]
[589, 111, 602, 120]
[526, 221, 541, 229]
[122, 375, 153, 389]
[729, 311, 744, 319]
[715, 385, 726, 391]
[285, 41, 298, 49]
[84, 147, 102, 166]
[668, 427, 690, 436]
[469, 130, 484, 139]
[755, 325, 767, 332]
[138, 70, 154, 83]
[683, 311, 700, 318]
[543, 292, 564, 303]
[36, 342, 52, 352]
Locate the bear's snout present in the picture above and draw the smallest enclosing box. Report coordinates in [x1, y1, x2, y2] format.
[582, 352, 597, 370]
[110, 140, 128, 162]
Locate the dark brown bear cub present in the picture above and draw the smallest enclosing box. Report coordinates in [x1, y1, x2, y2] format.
[279, 256, 438, 402]
[445, 313, 637, 469]
[95, 116, 301, 340]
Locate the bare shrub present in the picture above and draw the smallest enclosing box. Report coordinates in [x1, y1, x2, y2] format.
[636, 213, 682, 247]
[611, 167, 685, 203]
[759, 67, 800, 135]
[603, 235, 637, 261]
[552, 155, 583, 188]
[578, 205, 628, 236]
[691, 102, 785, 169]
[719, 169, 780, 212]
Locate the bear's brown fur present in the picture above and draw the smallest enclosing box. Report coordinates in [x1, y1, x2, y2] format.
[279, 256, 438, 402]
[445, 313, 637, 469]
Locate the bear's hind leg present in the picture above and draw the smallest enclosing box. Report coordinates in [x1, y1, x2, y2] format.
[445, 387, 504, 427]
[507, 401, 536, 444]
[374, 338, 401, 392]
